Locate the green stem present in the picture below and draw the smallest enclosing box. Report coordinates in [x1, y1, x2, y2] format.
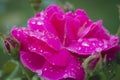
[18, 62, 32, 80]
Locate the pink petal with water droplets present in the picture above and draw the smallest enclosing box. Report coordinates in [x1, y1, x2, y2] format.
[64, 16, 80, 46]
[45, 4, 64, 19]
[12, 28, 62, 51]
[66, 38, 109, 56]
[48, 49, 72, 66]
[27, 30, 62, 51]
[45, 5, 65, 43]
[11, 28, 29, 51]
[20, 51, 45, 72]
[12, 28, 70, 66]
[64, 10, 92, 46]
[84, 20, 110, 40]
[38, 57, 85, 80]
[27, 15, 58, 36]
[75, 9, 87, 16]
[102, 46, 120, 61]
[28, 38, 71, 66]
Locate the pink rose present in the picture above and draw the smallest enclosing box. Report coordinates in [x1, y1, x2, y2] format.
[11, 5, 119, 80]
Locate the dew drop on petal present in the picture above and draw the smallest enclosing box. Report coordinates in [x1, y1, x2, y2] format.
[36, 69, 42, 75]
[92, 42, 96, 46]
[40, 50, 43, 53]
[34, 18, 39, 20]
[99, 42, 103, 46]
[28, 61, 31, 63]
[104, 44, 108, 48]
[63, 74, 68, 78]
[81, 42, 89, 47]
[52, 63, 55, 65]
[31, 20, 35, 24]
[37, 21, 43, 25]
[78, 39, 82, 42]
[44, 68, 47, 71]
[17, 34, 20, 37]
[78, 47, 81, 50]
[40, 17, 44, 20]
[95, 47, 102, 52]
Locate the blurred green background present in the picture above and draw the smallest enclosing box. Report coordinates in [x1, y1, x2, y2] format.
[0, 0, 120, 80]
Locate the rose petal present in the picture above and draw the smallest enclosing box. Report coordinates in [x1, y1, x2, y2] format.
[38, 57, 85, 80]
[12, 28, 62, 51]
[64, 10, 92, 46]
[84, 20, 110, 40]
[20, 51, 45, 72]
[45, 4, 64, 19]
[66, 38, 114, 56]
[102, 46, 120, 61]
[45, 5, 65, 43]
[11, 28, 29, 51]
[28, 39, 71, 66]
[27, 14, 58, 36]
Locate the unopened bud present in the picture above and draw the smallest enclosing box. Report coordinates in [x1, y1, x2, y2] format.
[4, 35, 20, 60]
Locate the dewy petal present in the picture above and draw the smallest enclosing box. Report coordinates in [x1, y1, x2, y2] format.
[12, 28, 70, 66]
[38, 57, 85, 80]
[45, 4, 64, 19]
[27, 30, 62, 51]
[75, 9, 88, 16]
[45, 5, 65, 43]
[64, 9, 92, 46]
[28, 38, 71, 67]
[62, 57, 85, 80]
[84, 20, 110, 40]
[48, 49, 72, 66]
[27, 15, 58, 37]
[12, 28, 62, 51]
[11, 27, 29, 51]
[67, 35, 119, 56]
[102, 46, 120, 61]
[66, 38, 110, 56]
[20, 51, 45, 72]
[28, 38, 71, 66]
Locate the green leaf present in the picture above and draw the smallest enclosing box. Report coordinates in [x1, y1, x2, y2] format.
[102, 60, 117, 80]
[2, 60, 17, 75]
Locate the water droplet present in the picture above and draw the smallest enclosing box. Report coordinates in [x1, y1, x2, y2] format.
[99, 43, 103, 46]
[104, 44, 108, 48]
[37, 21, 43, 25]
[81, 42, 89, 47]
[95, 47, 102, 52]
[32, 48, 36, 51]
[63, 74, 68, 78]
[40, 16, 44, 20]
[43, 68, 47, 71]
[78, 39, 82, 42]
[92, 42, 96, 46]
[71, 68, 74, 71]
[40, 50, 43, 53]
[31, 21, 36, 24]
[26, 58, 29, 61]
[78, 47, 81, 50]
[40, 12, 44, 16]
[109, 70, 111, 73]
[52, 63, 55, 65]
[34, 18, 39, 20]
[28, 61, 31, 63]
[17, 34, 20, 37]
[36, 70, 42, 75]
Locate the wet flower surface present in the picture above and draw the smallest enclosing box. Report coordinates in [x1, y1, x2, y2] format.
[11, 5, 119, 80]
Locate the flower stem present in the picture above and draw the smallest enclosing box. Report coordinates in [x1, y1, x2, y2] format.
[18, 62, 33, 80]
